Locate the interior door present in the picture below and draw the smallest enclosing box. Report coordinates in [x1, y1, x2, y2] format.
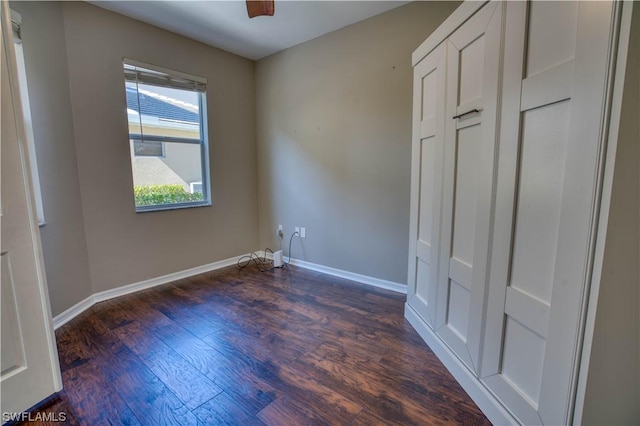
[480, 1, 616, 424]
[406, 42, 446, 328]
[1, 0, 62, 418]
[433, 1, 502, 373]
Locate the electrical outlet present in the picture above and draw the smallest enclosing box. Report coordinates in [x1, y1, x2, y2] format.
[300, 227, 306, 238]
[295, 227, 300, 235]
[277, 225, 283, 238]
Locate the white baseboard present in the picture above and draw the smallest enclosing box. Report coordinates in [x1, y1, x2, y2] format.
[258, 251, 407, 294]
[53, 252, 406, 329]
[291, 258, 407, 294]
[52, 254, 244, 329]
[404, 303, 517, 425]
[53, 296, 96, 331]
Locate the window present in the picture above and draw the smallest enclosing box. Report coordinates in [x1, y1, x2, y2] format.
[133, 140, 164, 157]
[124, 59, 210, 212]
[11, 10, 45, 225]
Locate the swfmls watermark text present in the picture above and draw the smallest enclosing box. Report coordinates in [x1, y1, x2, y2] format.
[2, 411, 67, 423]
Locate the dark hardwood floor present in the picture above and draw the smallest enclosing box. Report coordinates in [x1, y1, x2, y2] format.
[21, 264, 491, 425]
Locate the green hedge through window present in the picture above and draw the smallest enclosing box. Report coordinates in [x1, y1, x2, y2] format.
[134, 184, 203, 207]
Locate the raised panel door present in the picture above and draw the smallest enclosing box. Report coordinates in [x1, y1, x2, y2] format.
[480, 1, 617, 424]
[434, 1, 503, 373]
[406, 43, 446, 328]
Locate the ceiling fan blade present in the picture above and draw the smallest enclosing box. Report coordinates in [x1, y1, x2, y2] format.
[246, 0, 275, 18]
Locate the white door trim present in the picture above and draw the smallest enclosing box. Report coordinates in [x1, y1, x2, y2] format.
[1, 0, 61, 415]
[572, 1, 634, 423]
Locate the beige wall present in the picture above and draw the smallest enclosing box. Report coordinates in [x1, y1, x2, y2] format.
[61, 2, 258, 293]
[12, 0, 258, 310]
[10, 1, 92, 316]
[582, 3, 640, 424]
[14, 0, 455, 315]
[255, 1, 460, 284]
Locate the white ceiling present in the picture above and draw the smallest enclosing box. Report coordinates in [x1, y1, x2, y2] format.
[90, 1, 410, 60]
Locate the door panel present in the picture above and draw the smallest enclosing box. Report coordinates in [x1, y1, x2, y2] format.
[434, 1, 502, 373]
[481, 1, 615, 424]
[459, 36, 484, 105]
[501, 317, 546, 404]
[406, 43, 446, 328]
[451, 125, 479, 266]
[1, 253, 27, 375]
[525, 1, 579, 77]
[1, 1, 61, 416]
[510, 100, 570, 303]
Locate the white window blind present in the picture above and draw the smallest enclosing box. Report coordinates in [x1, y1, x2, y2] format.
[123, 59, 206, 92]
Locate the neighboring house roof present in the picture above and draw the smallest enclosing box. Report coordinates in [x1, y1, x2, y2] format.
[126, 86, 198, 124]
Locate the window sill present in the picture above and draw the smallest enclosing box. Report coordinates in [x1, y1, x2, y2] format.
[135, 201, 211, 213]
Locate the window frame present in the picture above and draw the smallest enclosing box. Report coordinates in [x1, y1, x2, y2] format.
[124, 59, 211, 213]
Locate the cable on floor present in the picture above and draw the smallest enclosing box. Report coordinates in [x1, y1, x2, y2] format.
[237, 248, 274, 272]
[237, 231, 299, 272]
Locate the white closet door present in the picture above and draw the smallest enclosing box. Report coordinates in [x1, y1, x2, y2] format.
[434, 1, 502, 372]
[481, 1, 616, 424]
[407, 43, 446, 328]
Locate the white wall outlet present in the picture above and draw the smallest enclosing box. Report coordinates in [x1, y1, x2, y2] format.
[300, 227, 306, 238]
[277, 225, 283, 237]
[295, 226, 300, 235]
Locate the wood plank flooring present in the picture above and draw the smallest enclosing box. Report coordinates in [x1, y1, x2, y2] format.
[19, 264, 491, 425]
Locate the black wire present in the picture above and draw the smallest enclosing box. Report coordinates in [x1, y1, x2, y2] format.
[284, 231, 299, 267]
[237, 231, 299, 272]
[237, 248, 275, 272]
